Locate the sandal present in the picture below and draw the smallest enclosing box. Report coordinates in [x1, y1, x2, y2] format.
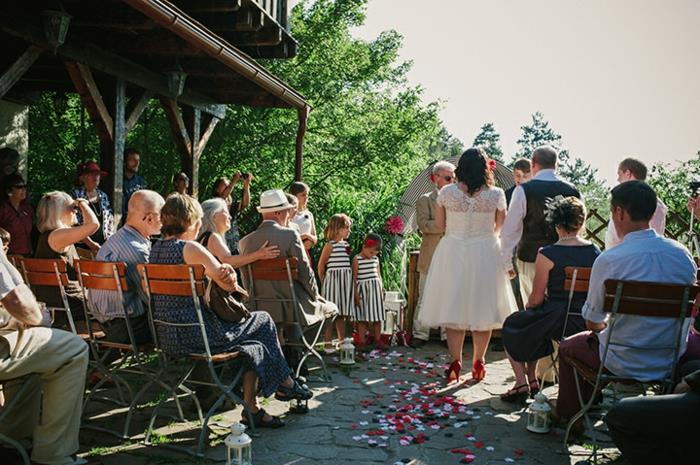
[241, 408, 285, 428]
[275, 379, 313, 402]
[528, 379, 540, 397]
[500, 384, 529, 403]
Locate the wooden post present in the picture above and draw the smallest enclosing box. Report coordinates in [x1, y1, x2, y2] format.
[294, 105, 309, 181]
[184, 106, 201, 197]
[111, 78, 126, 224]
[405, 251, 420, 334]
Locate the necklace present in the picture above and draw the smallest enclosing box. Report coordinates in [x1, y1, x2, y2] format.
[557, 234, 579, 242]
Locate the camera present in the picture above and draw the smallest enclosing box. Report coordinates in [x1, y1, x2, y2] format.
[241, 172, 250, 180]
[689, 181, 700, 198]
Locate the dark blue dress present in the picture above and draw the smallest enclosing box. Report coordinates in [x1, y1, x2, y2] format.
[150, 238, 290, 397]
[502, 243, 600, 362]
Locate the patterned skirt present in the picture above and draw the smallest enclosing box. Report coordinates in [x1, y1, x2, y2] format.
[321, 267, 354, 318]
[356, 278, 384, 322]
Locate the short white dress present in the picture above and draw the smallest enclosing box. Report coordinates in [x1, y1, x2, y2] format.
[418, 184, 517, 331]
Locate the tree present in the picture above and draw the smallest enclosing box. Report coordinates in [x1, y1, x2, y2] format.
[513, 112, 598, 186]
[472, 122, 504, 162]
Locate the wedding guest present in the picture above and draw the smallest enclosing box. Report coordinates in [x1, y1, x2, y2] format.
[556, 181, 696, 423]
[122, 148, 147, 217]
[198, 197, 280, 269]
[0, 247, 90, 465]
[34, 192, 99, 318]
[0, 173, 34, 255]
[150, 193, 312, 427]
[285, 194, 300, 233]
[353, 233, 386, 349]
[71, 161, 115, 252]
[290, 182, 318, 254]
[211, 171, 252, 254]
[418, 148, 517, 382]
[505, 158, 532, 206]
[500, 196, 600, 403]
[605, 157, 666, 249]
[173, 172, 190, 195]
[411, 160, 455, 348]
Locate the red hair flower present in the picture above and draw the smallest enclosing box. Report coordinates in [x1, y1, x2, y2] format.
[487, 158, 497, 171]
[385, 215, 405, 235]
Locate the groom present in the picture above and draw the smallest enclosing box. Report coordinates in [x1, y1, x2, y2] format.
[500, 145, 580, 304]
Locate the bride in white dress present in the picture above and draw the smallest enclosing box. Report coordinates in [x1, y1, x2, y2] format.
[418, 148, 517, 382]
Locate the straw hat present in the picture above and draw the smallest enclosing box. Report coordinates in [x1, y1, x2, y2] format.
[256, 189, 292, 213]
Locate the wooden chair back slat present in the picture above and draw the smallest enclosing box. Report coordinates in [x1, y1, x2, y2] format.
[21, 258, 67, 273]
[137, 263, 205, 280]
[250, 257, 299, 281]
[138, 264, 205, 297]
[80, 274, 129, 291]
[75, 260, 128, 291]
[147, 280, 205, 297]
[564, 267, 592, 293]
[7, 254, 23, 269]
[24, 270, 69, 287]
[603, 280, 700, 317]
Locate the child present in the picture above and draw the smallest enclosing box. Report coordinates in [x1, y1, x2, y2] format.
[318, 214, 354, 351]
[353, 233, 385, 349]
[0, 227, 10, 254]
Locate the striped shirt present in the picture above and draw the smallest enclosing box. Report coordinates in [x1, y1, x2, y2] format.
[88, 224, 150, 323]
[326, 240, 351, 269]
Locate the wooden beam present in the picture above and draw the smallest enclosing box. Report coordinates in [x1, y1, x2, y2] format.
[235, 8, 264, 31]
[216, 28, 283, 46]
[65, 62, 114, 143]
[0, 45, 42, 99]
[295, 106, 309, 181]
[195, 114, 221, 159]
[0, 17, 223, 116]
[174, 0, 242, 13]
[159, 97, 192, 158]
[125, 90, 152, 134]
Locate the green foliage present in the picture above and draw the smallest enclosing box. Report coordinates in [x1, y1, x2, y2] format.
[648, 153, 700, 239]
[472, 122, 504, 162]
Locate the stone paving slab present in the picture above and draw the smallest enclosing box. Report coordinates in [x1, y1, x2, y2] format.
[52, 342, 624, 465]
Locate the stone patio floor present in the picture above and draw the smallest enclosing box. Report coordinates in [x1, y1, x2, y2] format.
[24, 342, 625, 464]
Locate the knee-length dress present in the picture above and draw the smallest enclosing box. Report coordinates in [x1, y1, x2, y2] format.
[321, 240, 354, 317]
[418, 184, 517, 331]
[149, 238, 290, 397]
[501, 243, 600, 362]
[355, 255, 384, 322]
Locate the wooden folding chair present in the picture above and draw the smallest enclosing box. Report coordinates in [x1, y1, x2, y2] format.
[0, 376, 36, 465]
[138, 263, 251, 457]
[563, 279, 699, 461]
[75, 259, 159, 439]
[18, 257, 78, 334]
[245, 257, 331, 382]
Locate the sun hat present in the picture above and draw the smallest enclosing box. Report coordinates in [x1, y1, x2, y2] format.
[77, 161, 108, 177]
[256, 189, 292, 213]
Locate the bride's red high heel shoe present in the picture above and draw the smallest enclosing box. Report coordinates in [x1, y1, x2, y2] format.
[445, 360, 462, 382]
[472, 360, 486, 382]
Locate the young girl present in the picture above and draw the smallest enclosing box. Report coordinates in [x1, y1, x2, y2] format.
[318, 214, 354, 351]
[353, 233, 385, 349]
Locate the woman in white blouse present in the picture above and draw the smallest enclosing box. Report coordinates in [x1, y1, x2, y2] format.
[289, 182, 317, 252]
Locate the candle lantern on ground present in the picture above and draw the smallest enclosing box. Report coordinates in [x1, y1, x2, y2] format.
[526, 393, 552, 434]
[339, 337, 356, 367]
[289, 376, 310, 414]
[225, 422, 252, 465]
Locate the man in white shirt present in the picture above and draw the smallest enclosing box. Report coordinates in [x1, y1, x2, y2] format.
[500, 145, 580, 303]
[556, 181, 696, 421]
[0, 248, 89, 465]
[605, 158, 667, 249]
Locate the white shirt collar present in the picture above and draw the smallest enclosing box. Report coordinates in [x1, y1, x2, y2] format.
[532, 168, 559, 181]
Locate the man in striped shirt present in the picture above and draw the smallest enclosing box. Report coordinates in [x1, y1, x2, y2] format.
[89, 190, 164, 345]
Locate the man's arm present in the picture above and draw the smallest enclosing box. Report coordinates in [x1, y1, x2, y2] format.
[581, 256, 609, 332]
[500, 185, 527, 268]
[416, 195, 443, 235]
[0, 250, 41, 326]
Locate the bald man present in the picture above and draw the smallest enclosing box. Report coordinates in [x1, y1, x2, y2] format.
[89, 190, 165, 344]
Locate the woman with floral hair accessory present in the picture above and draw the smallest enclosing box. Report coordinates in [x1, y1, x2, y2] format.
[500, 195, 600, 403]
[352, 233, 385, 349]
[418, 147, 517, 383]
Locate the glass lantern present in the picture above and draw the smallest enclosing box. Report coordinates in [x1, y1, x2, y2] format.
[225, 423, 252, 465]
[289, 376, 310, 414]
[526, 393, 552, 434]
[339, 337, 356, 366]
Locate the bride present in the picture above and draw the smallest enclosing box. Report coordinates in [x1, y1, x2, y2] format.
[418, 147, 517, 382]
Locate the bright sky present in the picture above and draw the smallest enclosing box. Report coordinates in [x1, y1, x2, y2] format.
[346, 0, 700, 184]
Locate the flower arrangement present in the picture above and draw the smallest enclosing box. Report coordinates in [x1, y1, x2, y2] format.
[385, 215, 405, 236]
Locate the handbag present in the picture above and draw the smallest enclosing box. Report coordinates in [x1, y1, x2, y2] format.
[204, 279, 251, 324]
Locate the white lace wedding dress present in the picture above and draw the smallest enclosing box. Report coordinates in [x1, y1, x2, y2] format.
[418, 184, 517, 331]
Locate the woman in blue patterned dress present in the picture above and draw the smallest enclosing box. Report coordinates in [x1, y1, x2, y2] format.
[71, 161, 115, 253]
[150, 193, 312, 428]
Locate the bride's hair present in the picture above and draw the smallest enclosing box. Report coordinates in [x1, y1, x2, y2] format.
[455, 147, 493, 194]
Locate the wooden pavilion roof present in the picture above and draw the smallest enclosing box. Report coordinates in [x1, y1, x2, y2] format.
[0, 0, 307, 110]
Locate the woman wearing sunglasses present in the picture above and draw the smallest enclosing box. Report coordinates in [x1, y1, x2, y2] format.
[0, 173, 34, 256]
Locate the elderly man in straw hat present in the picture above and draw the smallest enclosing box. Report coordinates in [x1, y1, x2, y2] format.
[239, 189, 338, 332]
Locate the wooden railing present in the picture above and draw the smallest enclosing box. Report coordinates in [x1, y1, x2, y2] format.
[252, 0, 288, 28]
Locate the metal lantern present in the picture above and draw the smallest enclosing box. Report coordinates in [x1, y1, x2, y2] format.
[289, 377, 310, 414]
[166, 70, 187, 98]
[339, 337, 356, 366]
[225, 423, 252, 465]
[41, 10, 72, 49]
[526, 393, 552, 434]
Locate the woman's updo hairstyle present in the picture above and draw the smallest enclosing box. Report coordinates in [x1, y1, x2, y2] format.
[544, 195, 587, 233]
[455, 147, 493, 194]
